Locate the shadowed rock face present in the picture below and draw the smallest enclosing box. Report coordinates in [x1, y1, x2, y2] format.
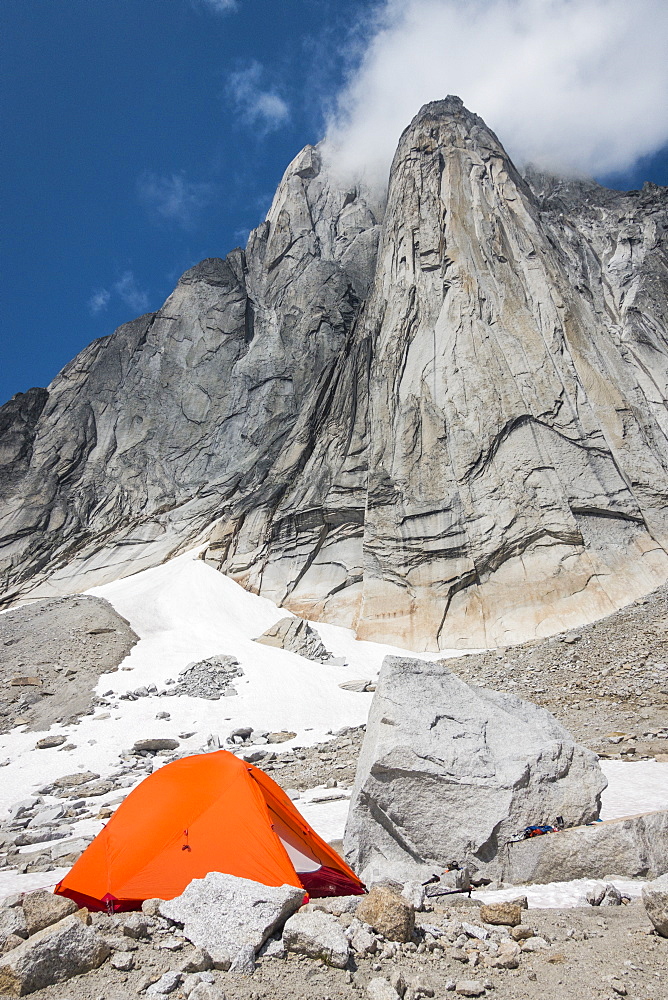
[0, 145, 382, 608]
[2, 97, 668, 649]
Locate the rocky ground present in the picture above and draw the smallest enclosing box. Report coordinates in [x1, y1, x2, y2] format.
[4, 891, 667, 1000]
[4, 583, 668, 996]
[446, 584, 668, 762]
[0, 596, 138, 734]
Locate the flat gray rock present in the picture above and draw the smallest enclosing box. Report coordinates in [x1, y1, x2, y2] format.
[505, 809, 668, 884]
[159, 872, 303, 967]
[282, 910, 350, 968]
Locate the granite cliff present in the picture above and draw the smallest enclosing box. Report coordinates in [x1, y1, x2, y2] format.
[2, 97, 668, 649]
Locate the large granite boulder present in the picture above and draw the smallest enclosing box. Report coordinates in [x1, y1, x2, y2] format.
[344, 655, 606, 883]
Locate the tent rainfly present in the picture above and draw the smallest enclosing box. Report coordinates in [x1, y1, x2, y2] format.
[55, 749, 364, 912]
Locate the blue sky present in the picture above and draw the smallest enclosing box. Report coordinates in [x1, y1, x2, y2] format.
[2, 0, 667, 405]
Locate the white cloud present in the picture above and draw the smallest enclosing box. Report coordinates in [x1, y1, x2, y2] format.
[138, 171, 214, 228]
[114, 272, 150, 314]
[88, 289, 111, 315]
[197, 0, 238, 13]
[324, 0, 668, 188]
[227, 61, 290, 134]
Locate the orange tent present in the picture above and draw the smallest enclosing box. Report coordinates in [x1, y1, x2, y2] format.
[54, 749, 364, 912]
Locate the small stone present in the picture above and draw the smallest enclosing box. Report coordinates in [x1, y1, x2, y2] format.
[367, 977, 401, 1000]
[401, 882, 426, 911]
[479, 902, 522, 926]
[0, 935, 24, 955]
[486, 940, 520, 969]
[266, 732, 297, 744]
[141, 898, 163, 917]
[111, 951, 134, 971]
[461, 921, 488, 941]
[188, 983, 228, 1000]
[157, 936, 183, 951]
[350, 923, 377, 955]
[600, 885, 623, 907]
[455, 982, 485, 997]
[521, 936, 549, 951]
[283, 911, 350, 968]
[121, 913, 149, 939]
[585, 884, 607, 906]
[147, 970, 183, 995]
[389, 968, 406, 997]
[35, 735, 67, 749]
[258, 936, 285, 959]
[52, 771, 100, 788]
[133, 738, 179, 752]
[180, 947, 214, 973]
[511, 925, 534, 941]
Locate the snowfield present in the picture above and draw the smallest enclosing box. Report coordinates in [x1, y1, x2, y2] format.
[1, 548, 667, 909]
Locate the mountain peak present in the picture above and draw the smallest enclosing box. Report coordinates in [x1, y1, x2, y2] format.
[2, 103, 668, 651]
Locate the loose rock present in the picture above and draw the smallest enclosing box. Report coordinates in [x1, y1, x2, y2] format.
[366, 977, 401, 1000]
[356, 886, 415, 942]
[479, 901, 522, 926]
[0, 913, 109, 995]
[282, 910, 350, 968]
[159, 872, 303, 967]
[22, 890, 78, 936]
[642, 872, 668, 937]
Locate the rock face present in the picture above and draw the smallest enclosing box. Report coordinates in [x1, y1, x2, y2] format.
[2, 98, 668, 649]
[0, 144, 382, 614]
[344, 655, 606, 883]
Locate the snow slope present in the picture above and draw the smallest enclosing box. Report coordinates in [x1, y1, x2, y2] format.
[0, 550, 450, 819]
